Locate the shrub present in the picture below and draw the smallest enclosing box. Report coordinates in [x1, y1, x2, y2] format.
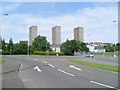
[33, 51, 64, 56]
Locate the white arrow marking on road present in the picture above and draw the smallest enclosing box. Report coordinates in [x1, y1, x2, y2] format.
[34, 66, 42, 72]
[58, 69, 74, 77]
[70, 65, 82, 71]
[90, 81, 115, 89]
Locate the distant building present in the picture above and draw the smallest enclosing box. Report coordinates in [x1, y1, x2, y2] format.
[87, 44, 105, 53]
[94, 46, 105, 52]
[74, 27, 84, 42]
[51, 26, 61, 52]
[29, 26, 38, 45]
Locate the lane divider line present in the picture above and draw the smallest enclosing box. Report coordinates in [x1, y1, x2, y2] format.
[90, 81, 115, 89]
[48, 64, 55, 68]
[41, 60, 47, 64]
[58, 69, 74, 77]
[70, 65, 82, 71]
[34, 66, 42, 72]
[33, 59, 38, 60]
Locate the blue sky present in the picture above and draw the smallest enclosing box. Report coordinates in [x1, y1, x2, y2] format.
[1, 2, 118, 44]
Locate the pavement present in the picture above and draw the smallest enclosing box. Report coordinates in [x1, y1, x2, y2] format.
[2, 60, 24, 88]
[1, 55, 119, 89]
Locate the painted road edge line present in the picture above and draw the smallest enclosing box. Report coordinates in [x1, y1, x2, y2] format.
[70, 65, 82, 71]
[58, 69, 74, 77]
[90, 81, 115, 89]
[34, 66, 42, 72]
[48, 63, 55, 68]
[41, 60, 47, 63]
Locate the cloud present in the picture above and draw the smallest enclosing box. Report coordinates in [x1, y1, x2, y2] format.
[1, 5, 118, 44]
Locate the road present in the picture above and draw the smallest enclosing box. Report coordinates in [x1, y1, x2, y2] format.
[2, 55, 118, 89]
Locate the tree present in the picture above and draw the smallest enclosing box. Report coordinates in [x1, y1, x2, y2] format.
[104, 44, 114, 52]
[13, 41, 28, 54]
[61, 39, 88, 55]
[1, 39, 6, 51]
[115, 43, 120, 51]
[32, 35, 52, 52]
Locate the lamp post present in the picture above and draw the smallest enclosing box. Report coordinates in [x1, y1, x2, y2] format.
[113, 21, 117, 57]
[10, 46, 11, 55]
[46, 41, 47, 56]
[88, 34, 91, 54]
[113, 44, 116, 57]
[28, 33, 29, 55]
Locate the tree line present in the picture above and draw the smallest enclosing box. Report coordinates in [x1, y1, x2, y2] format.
[0, 35, 119, 55]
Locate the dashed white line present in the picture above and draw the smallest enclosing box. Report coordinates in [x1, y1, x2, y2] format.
[58, 69, 74, 77]
[90, 81, 115, 89]
[33, 59, 38, 60]
[48, 64, 55, 68]
[34, 66, 42, 72]
[70, 65, 82, 71]
[41, 60, 47, 63]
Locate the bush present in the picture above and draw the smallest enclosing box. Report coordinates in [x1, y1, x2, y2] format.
[33, 51, 64, 56]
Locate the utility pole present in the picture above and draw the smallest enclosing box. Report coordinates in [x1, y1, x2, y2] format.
[46, 41, 47, 56]
[28, 34, 29, 55]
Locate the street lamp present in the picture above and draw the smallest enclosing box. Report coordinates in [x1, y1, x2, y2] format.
[113, 20, 117, 57]
[88, 34, 91, 54]
[28, 34, 29, 55]
[1, 14, 8, 16]
[46, 41, 47, 56]
[113, 44, 116, 57]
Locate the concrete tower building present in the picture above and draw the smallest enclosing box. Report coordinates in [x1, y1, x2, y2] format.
[29, 26, 38, 45]
[51, 26, 61, 52]
[74, 27, 84, 42]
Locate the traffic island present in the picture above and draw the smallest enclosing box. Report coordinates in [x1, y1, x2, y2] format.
[2, 60, 24, 88]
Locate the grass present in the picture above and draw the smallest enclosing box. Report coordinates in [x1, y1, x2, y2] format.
[94, 52, 118, 56]
[0, 59, 5, 64]
[70, 60, 120, 72]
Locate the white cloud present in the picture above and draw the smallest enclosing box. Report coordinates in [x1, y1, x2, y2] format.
[1, 5, 118, 44]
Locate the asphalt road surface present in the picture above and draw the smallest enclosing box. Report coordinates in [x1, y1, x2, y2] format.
[2, 55, 118, 89]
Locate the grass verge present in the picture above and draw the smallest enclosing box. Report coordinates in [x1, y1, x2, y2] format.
[0, 59, 5, 64]
[70, 60, 120, 72]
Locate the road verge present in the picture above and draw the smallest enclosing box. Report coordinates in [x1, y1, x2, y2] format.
[70, 60, 119, 72]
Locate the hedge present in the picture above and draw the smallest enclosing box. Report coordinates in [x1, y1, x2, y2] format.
[33, 51, 64, 55]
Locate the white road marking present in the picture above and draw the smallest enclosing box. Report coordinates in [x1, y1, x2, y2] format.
[34, 66, 42, 72]
[70, 65, 82, 71]
[58, 69, 74, 77]
[90, 81, 115, 89]
[23, 79, 32, 82]
[41, 60, 47, 63]
[33, 59, 38, 60]
[48, 64, 55, 68]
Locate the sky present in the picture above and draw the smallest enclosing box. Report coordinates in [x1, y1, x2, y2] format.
[1, 1, 118, 44]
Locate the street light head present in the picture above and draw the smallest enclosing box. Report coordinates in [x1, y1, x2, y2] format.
[4, 14, 8, 16]
[1, 14, 8, 16]
[113, 21, 116, 22]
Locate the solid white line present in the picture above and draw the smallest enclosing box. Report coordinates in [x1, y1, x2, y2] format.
[34, 66, 42, 72]
[70, 65, 82, 71]
[90, 81, 115, 88]
[58, 69, 74, 77]
[48, 64, 55, 68]
[41, 60, 47, 63]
